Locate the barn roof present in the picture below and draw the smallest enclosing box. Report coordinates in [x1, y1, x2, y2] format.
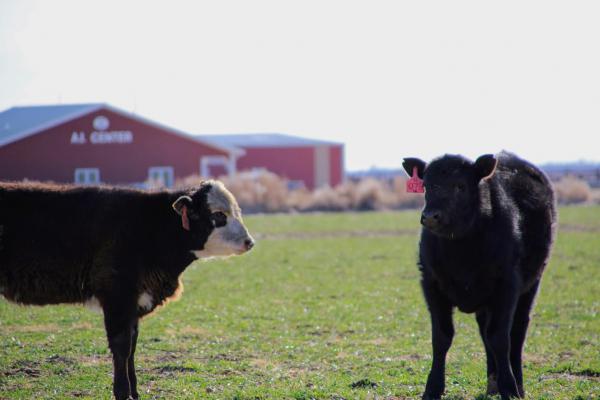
[0, 103, 104, 146]
[0, 103, 242, 156]
[199, 133, 342, 148]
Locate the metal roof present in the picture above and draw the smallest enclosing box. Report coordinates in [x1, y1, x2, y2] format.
[199, 133, 342, 148]
[0, 103, 104, 147]
[0, 103, 242, 156]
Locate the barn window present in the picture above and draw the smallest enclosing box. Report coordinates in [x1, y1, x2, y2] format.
[74, 168, 101, 185]
[148, 166, 174, 188]
[200, 156, 232, 177]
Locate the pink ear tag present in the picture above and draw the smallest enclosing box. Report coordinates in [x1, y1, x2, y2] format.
[181, 206, 190, 231]
[407, 166, 424, 193]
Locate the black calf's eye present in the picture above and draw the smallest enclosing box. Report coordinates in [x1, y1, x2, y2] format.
[211, 211, 227, 227]
[455, 183, 466, 193]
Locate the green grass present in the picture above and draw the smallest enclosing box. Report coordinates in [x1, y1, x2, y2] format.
[1, 206, 599, 399]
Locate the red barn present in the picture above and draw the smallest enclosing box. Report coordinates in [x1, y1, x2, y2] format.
[0, 103, 241, 187]
[0, 104, 345, 189]
[201, 134, 344, 189]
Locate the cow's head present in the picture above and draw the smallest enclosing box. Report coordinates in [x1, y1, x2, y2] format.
[172, 180, 255, 257]
[403, 154, 497, 239]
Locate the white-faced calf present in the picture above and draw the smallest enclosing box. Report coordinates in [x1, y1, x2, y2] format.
[403, 151, 556, 400]
[0, 180, 254, 400]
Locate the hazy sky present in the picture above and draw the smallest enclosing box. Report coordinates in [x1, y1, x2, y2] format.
[1, 1, 598, 170]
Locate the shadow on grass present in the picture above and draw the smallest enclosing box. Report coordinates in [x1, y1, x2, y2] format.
[442, 394, 497, 400]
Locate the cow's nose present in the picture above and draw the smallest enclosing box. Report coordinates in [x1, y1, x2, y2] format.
[244, 238, 255, 250]
[421, 209, 442, 227]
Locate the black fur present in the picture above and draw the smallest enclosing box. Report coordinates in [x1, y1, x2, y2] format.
[403, 151, 557, 400]
[0, 181, 222, 400]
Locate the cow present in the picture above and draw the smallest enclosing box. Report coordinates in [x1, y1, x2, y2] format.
[0, 180, 255, 400]
[402, 151, 556, 400]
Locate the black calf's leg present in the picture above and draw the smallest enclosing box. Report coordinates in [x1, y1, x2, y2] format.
[476, 310, 497, 395]
[510, 280, 540, 398]
[422, 281, 455, 400]
[486, 281, 521, 400]
[128, 322, 140, 400]
[104, 301, 137, 400]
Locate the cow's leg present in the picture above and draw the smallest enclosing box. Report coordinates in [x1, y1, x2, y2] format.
[421, 281, 454, 400]
[510, 280, 540, 398]
[103, 299, 137, 400]
[128, 321, 140, 400]
[486, 280, 521, 400]
[476, 310, 498, 395]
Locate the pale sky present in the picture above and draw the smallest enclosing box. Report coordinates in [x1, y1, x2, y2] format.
[1, 1, 598, 171]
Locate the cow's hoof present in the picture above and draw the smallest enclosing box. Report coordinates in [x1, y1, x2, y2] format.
[422, 393, 442, 400]
[499, 387, 521, 400]
[486, 373, 499, 395]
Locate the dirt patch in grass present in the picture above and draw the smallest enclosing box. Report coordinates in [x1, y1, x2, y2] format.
[396, 353, 424, 361]
[1, 323, 59, 333]
[154, 365, 198, 376]
[168, 325, 210, 337]
[70, 322, 94, 330]
[366, 337, 389, 345]
[77, 354, 108, 367]
[541, 369, 600, 381]
[3, 360, 41, 378]
[523, 353, 551, 365]
[558, 224, 600, 233]
[46, 355, 76, 365]
[69, 390, 92, 398]
[257, 229, 419, 240]
[210, 352, 243, 362]
[541, 372, 600, 381]
[249, 358, 279, 370]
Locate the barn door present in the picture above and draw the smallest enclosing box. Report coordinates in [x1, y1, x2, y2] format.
[200, 156, 234, 178]
[314, 146, 330, 188]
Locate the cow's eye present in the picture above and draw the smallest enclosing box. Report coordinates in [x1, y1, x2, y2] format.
[211, 211, 227, 227]
[455, 183, 466, 193]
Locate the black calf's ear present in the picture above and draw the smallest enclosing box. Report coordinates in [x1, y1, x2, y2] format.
[474, 154, 497, 180]
[402, 158, 427, 179]
[172, 195, 193, 215]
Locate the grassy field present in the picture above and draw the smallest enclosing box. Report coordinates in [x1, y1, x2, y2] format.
[1, 206, 599, 399]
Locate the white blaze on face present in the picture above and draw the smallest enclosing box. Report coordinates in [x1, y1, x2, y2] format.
[193, 181, 255, 259]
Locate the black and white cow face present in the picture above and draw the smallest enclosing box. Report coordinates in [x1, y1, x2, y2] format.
[403, 154, 497, 239]
[172, 180, 255, 257]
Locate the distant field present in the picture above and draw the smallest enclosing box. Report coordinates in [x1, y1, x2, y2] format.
[1, 206, 599, 399]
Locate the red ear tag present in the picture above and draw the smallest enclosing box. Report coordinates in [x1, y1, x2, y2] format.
[407, 166, 424, 193]
[181, 206, 190, 231]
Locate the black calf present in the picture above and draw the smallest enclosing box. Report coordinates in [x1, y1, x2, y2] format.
[403, 151, 556, 400]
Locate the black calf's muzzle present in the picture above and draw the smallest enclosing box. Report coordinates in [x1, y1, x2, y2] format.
[421, 209, 443, 230]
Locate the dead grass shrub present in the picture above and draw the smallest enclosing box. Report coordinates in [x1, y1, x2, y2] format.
[553, 176, 591, 204]
[174, 174, 206, 189]
[351, 178, 388, 210]
[302, 185, 352, 212]
[591, 189, 600, 205]
[219, 170, 289, 213]
[173, 170, 425, 213]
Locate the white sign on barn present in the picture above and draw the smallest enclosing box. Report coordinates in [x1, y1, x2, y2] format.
[71, 115, 133, 145]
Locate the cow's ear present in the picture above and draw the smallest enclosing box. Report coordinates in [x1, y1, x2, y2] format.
[402, 158, 426, 179]
[172, 195, 193, 216]
[474, 154, 497, 180]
